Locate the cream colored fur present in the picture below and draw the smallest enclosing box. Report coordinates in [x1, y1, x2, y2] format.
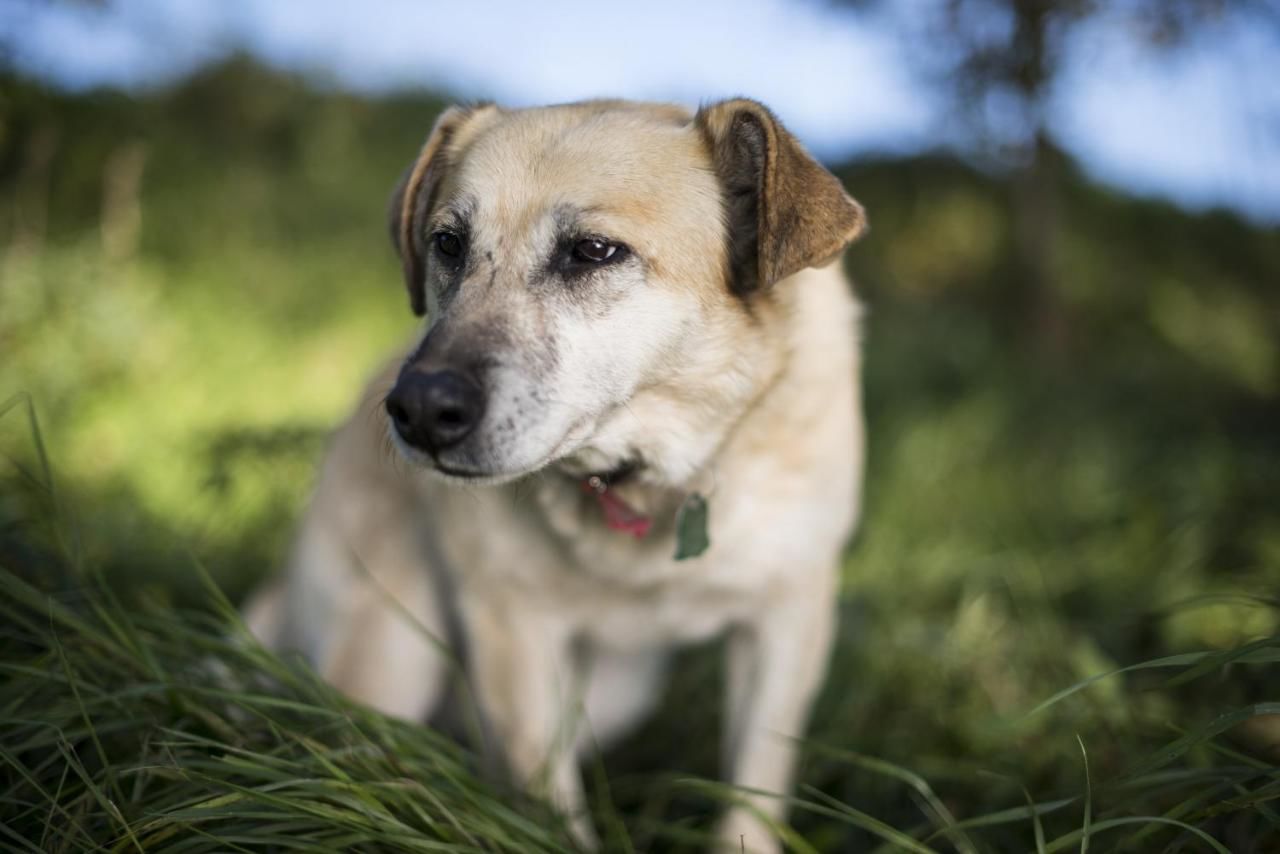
[245, 99, 865, 853]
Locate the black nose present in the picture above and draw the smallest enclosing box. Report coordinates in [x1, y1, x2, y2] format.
[385, 369, 485, 452]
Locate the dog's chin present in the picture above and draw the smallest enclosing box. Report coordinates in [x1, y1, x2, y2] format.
[425, 463, 530, 487]
[387, 419, 598, 487]
[387, 435, 525, 486]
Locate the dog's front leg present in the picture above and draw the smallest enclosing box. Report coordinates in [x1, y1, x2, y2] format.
[460, 593, 596, 848]
[718, 570, 838, 853]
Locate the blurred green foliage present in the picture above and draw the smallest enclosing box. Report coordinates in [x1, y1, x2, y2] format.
[1, 58, 435, 594]
[2, 57, 1278, 850]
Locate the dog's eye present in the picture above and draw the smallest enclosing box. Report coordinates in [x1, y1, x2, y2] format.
[434, 231, 464, 259]
[572, 238, 620, 263]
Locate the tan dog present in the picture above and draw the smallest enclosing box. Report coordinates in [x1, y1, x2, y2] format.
[245, 98, 866, 852]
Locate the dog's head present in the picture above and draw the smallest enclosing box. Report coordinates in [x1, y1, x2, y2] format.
[384, 99, 865, 484]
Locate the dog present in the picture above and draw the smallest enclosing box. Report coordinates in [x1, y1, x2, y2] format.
[245, 97, 867, 852]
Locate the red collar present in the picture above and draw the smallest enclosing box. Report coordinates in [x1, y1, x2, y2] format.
[580, 474, 652, 538]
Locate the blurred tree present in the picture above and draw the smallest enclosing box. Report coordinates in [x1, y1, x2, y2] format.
[829, 0, 1277, 352]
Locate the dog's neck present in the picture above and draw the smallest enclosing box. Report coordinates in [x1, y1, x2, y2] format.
[549, 332, 791, 541]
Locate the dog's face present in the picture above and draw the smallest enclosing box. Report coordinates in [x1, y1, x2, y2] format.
[385, 99, 865, 484]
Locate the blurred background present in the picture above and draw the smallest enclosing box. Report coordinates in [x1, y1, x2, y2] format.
[2, 0, 1278, 849]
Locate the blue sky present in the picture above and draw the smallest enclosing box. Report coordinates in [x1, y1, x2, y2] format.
[3, 0, 1278, 222]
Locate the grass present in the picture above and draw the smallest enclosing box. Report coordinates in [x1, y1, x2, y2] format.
[2, 58, 1279, 850]
[3, 465, 1278, 851]
[1, 575, 574, 851]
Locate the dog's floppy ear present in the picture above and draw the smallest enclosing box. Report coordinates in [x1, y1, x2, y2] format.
[695, 98, 866, 292]
[389, 104, 494, 316]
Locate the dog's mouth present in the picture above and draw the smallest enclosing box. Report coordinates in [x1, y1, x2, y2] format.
[389, 412, 657, 539]
[387, 414, 600, 486]
[431, 460, 496, 480]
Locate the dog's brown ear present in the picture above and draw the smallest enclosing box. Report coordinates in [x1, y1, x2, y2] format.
[389, 104, 494, 316]
[695, 98, 866, 292]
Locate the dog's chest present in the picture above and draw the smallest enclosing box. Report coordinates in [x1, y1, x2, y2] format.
[575, 579, 748, 647]
[498, 479, 846, 642]
[541, 502, 789, 603]
[557, 500, 845, 647]
[429, 473, 834, 638]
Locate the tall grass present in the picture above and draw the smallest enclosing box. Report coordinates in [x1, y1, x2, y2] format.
[3, 534, 1277, 851]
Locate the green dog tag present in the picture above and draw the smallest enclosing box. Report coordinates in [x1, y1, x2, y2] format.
[674, 492, 710, 560]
